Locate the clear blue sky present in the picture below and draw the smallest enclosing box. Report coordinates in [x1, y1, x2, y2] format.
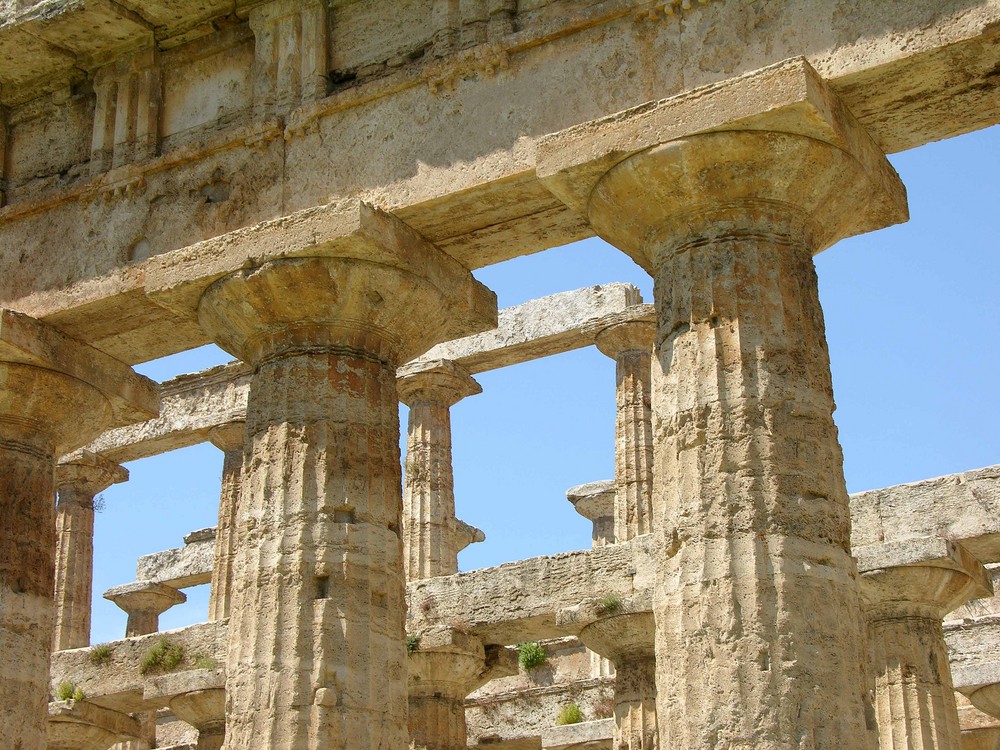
[88, 124, 1000, 645]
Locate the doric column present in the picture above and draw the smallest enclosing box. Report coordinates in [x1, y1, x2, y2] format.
[566, 480, 615, 548]
[592, 310, 656, 541]
[206, 421, 245, 622]
[147, 201, 496, 749]
[398, 359, 483, 580]
[575, 128, 907, 748]
[53, 450, 127, 651]
[407, 625, 491, 750]
[104, 580, 186, 637]
[860, 540, 992, 750]
[146, 669, 226, 750]
[0, 309, 157, 750]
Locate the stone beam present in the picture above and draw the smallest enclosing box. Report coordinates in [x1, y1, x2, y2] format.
[82, 284, 642, 463]
[49, 619, 227, 715]
[86, 362, 249, 464]
[407, 536, 657, 645]
[851, 465, 1000, 564]
[134, 529, 216, 589]
[2, 3, 998, 363]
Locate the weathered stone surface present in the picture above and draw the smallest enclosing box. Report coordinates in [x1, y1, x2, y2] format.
[541, 59, 907, 750]
[104, 581, 186, 637]
[0, 310, 157, 750]
[50, 620, 228, 715]
[567, 481, 616, 549]
[146, 669, 226, 750]
[205, 422, 243, 622]
[399, 360, 483, 581]
[136, 534, 215, 590]
[48, 699, 142, 750]
[852, 465, 1000, 564]
[541, 719, 614, 750]
[54, 450, 128, 651]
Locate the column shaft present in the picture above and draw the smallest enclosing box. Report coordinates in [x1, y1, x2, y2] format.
[0, 421, 56, 750]
[409, 694, 467, 750]
[614, 348, 654, 540]
[53, 485, 95, 649]
[652, 211, 869, 747]
[208, 424, 244, 622]
[615, 656, 657, 750]
[225, 348, 407, 749]
[872, 616, 963, 750]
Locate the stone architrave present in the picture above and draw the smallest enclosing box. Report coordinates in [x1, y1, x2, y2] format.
[53, 450, 128, 651]
[0, 309, 158, 750]
[591, 309, 656, 542]
[397, 359, 484, 580]
[104, 581, 186, 637]
[860, 539, 993, 750]
[206, 421, 245, 622]
[539, 60, 908, 749]
[146, 200, 496, 749]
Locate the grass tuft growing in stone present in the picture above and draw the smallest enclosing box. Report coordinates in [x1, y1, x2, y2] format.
[406, 634, 421, 654]
[140, 638, 185, 675]
[517, 641, 547, 670]
[556, 702, 584, 725]
[598, 593, 622, 613]
[89, 644, 113, 667]
[55, 682, 85, 702]
[193, 656, 219, 670]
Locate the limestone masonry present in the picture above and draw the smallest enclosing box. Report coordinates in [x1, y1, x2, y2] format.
[1, 1, 999, 749]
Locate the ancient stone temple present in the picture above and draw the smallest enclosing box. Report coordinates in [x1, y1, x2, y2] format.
[1, 1, 999, 749]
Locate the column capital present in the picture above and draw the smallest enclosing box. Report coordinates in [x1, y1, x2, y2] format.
[56, 450, 128, 499]
[103, 580, 186, 618]
[397, 359, 481, 407]
[207, 421, 245, 453]
[859, 538, 993, 620]
[146, 200, 497, 367]
[538, 57, 907, 275]
[589, 306, 656, 360]
[559, 596, 655, 662]
[0, 309, 158, 453]
[407, 625, 489, 696]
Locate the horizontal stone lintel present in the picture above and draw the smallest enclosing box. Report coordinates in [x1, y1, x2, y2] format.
[82, 284, 642, 464]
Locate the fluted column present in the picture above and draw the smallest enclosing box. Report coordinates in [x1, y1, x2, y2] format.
[53, 450, 127, 651]
[407, 625, 493, 750]
[0, 309, 157, 750]
[580, 129, 907, 749]
[207, 421, 245, 622]
[398, 360, 483, 580]
[593, 313, 656, 541]
[580, 610, 657, 750]
[143, 203, 497, 750]
[861, 542, 991, 750]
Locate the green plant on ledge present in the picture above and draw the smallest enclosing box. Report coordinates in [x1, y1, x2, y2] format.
[517, 641, 547, 671]
[556, 702, 584, 725]
[406, 634, 421, 654]
[89, 644, 113, 667]
[598, 593, 622, 614]
[55, 682, 85, 702]
[193, 656, 220, 670]
[139, 638, 185, 676]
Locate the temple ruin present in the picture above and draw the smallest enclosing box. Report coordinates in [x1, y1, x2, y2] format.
[1, 1, 999, 749]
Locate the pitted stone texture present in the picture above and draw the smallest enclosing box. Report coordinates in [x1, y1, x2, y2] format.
[104, 581, 187, 637]
[398, 360, 482, 580]
[164, 213, 497, 750]
[48, 700, 141, 750]
[136, 534, 215, 589]
[565, 116, 905, 746]
[0, 309, 157, 750]
[206, 422, 244, 622]
[591, 309, 656, 543]
[54, 450, 128, 651]
[567, 481, 615, 548]
[861, 545, 992, 750]
[407, 625, 491, 750]
[852, 466, 1000, 565]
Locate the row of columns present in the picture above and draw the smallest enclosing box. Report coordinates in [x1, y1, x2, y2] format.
[10, 105, 991, 750]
